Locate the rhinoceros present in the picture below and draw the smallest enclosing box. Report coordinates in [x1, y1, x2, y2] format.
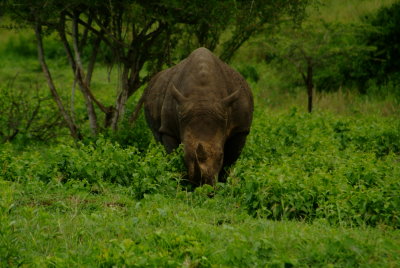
[144, 47, 253, 186]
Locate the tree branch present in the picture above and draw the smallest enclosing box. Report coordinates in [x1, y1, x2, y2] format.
[65, 11, 113, 48]
[72, 10, 98, 134]
[59, 12, 109, 115]
[34, 19, 81, 140]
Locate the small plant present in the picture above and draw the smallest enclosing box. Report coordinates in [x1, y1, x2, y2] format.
[0, 78, 64, 144]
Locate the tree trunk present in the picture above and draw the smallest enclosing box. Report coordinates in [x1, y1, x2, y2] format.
[34, 21, 81, 140]
[110, 67, 130, 131]
[59, 24, 109, 121]
[72, 12, 98, 135]
[306, 64, 313, 113]
[129, 93, 146, 124]
[301, 60, 314, 113]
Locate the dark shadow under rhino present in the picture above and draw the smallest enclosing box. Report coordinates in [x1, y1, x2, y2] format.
[144, 47, 253, 186]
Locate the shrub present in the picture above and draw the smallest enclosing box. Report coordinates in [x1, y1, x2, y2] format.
[224, 110, 400, 227]
[0, 80, 65, 144]
[339, 2, 400, 97]
[1, 110, 399, 228]
[0, 138, 184, 199]
[103, 113, 153, 152]
[238, 65, 260, 83]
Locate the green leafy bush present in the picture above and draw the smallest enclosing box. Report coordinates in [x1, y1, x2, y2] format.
[225, 110, 400, 227]
[337, 2, 400, 96]
[1, 110, 399, 228]
[0, 82, 64, 144]
[238, 65, 260, 83]
[104, 114, 153, 151]
[0, 138, 184, 199]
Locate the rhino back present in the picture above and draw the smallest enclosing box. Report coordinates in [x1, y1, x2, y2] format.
[144, 58, 189, 140]
[180, 48, 253, 135]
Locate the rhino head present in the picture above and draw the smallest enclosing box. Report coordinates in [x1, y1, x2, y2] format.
[171, 84, 239, 186]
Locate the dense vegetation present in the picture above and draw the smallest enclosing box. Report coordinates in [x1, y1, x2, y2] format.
[1, 0, 400, 266]
[1, 109, 400, 266]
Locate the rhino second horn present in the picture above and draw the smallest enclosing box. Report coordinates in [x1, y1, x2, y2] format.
[170, 84, 188, 104]
[222, 90, 240, 107]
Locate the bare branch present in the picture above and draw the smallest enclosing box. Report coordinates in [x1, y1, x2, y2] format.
[80, 12, 93, 50]
[59, 12, 109, 115]
[72, 11, 98, 135]
[129, 92, 146, 125]
[34, 18, 81, 140]
[65, 11, 113, 48]
[82, 11, 128, 48]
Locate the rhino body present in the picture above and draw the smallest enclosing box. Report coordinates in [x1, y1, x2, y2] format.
[144, 47, 253, 186]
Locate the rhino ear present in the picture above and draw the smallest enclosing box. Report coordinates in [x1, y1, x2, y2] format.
[222, 90, 240, 107]
[196, 143, 207, 162]
[170, 84, 188, 104]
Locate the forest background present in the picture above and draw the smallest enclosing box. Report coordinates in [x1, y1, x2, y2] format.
[0, 0, 399, 266]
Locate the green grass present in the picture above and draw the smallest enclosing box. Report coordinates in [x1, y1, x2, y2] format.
[1, 179, 399, 267]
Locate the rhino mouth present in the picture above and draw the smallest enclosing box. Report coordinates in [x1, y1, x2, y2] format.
[193, 158, 217, 186]
[188, 143, 221, 186]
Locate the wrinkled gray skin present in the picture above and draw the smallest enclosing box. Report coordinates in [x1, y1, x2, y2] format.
[144, 47, 253, 186]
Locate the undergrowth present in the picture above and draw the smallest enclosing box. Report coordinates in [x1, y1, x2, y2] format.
[2, 109, 399, 229]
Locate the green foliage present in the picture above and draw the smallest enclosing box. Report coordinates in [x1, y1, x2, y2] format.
[1, 108, 400, 265]
[255, 0, 399, 98]
[365, 2, 400, 78]
[103, 113, 153, 151]
[1, 33, 64, 61]
[345, 1, 400, 95]
[0, 178, 399, 266]
[0, 78, 64, 144]
[0, 181, 22, 266]
[238, 65, 260, 83]
[227, 109, 400, 227]
[265, 21, 374, 92]
[1, 2, 400, 266]
[3, 34, 36, 58]
[1, 110, 399, 229]
[0, 138, 184, 199]
[2, 0, 316, 138]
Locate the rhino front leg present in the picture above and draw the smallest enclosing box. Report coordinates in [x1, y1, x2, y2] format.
[219, 132, 248, 181]
[224, 132, 248, 166]
[161, 134, 180, 154]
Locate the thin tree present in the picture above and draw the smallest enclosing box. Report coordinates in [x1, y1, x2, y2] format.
[266, 21, 373, 112]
